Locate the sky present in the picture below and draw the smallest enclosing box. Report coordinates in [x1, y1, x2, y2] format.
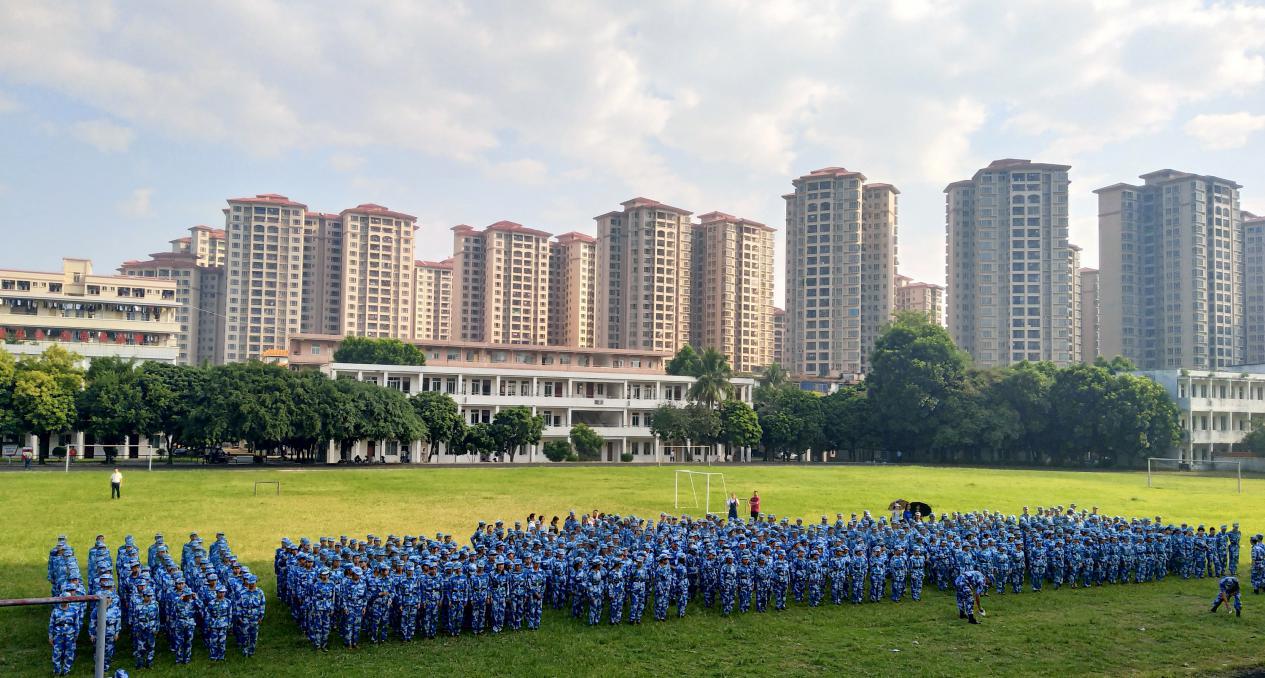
[1, 0, 1264, 306]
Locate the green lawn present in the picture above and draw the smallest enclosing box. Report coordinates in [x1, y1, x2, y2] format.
[0, 465, 1261, 677]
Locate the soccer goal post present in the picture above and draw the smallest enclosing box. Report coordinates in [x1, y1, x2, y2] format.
[1, 593, 108, 678]
[1147, 457, 1242, 494]
[674, 470, 728, 513]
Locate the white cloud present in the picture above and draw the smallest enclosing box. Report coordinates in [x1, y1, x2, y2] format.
[485, 158, 549, 185]
[117, 188, 154, 218]
[1184, 112, 1265, 150]
[327, 153, 365, 172]
[70, 119, 134, 152]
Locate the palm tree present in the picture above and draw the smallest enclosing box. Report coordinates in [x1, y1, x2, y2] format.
[757, 362, 789, 389]
[687, 348, 733, 408]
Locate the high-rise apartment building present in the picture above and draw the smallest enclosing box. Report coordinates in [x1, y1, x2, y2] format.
[414, 258, 453, 342]
[946, 159, 1075, 367]
[548, 232, 596, 348]
[338, 204, 415, 339]
[222, 194, 308, 362]
[300, 212, 343, 335]
[120, 251, 225, 365]
[170, 225, 227, 267]
[594, 198, 693, 354]
[860, 184, 899, 371]
[784, 167, 898, 378]
[122, 225, 227, 365]
[1097, 170, 1243, 369]
[894, 275, 946, 327]
[1242, 212, 1264, 364]
[1079, 267, 1100, 363]
[691, 212, 775, 373]
[1068, 244, 1082, 365]
[452, 221, 551, 345]
[772, 307, 786, 366]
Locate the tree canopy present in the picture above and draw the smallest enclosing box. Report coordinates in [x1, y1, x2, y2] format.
[333, 336, 427, 366]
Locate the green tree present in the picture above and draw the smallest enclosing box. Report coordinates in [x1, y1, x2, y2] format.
[1240, 419, 1265, 457]
[411, 391, 464, 461]
[14, 346, 84, 462]
[491, 406, 544, 462]
[0, 349, 17, 437]
[1094, 355, 1137, 375]
[755, 386, 823, 461]
[333, 336, 427, 366]
[718, 399, 761, 458]
[866, 311, 969, 459]
[461, 422, 496, 458]
[332, 378, 426, 460]
[989, 362, 1055, 464]
[77, 357, 148, 463]
[687, 348, 733, 407]
[757, 363, 790, 389]
[650, 405, 689, 445]
[821, 385, 879, 462]
[542, 439, 573, 462]
[665, 345, 701, 376]
[569, 423, 605, 461]
[136, 362, 205, 463]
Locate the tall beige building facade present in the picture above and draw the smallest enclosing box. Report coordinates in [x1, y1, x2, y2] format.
[1068, 244, 1082, 365]
[170, 225, 227, 267]
[1079, 267, 1100, 363]
[222, 194, 308, 362]
[1096, 170, 1243, 369]
[691, 212, 775, 373]
[338, 204, 415, 339]
[414, 258, 453, 342]
[894, 275, 946, 327]
[772, 307, 786, 366]
[452, 221, 551, 345]
[594, 198, 693, 354]
[1246, 212, 1265, 364]
[946, 159, 1076, 367]
[548, 232, 596, 348]
[124, 224, 227, 364]
[784, 167, 898, 378]
[860, 184, 899, 372]
[300, 212, 344, 335]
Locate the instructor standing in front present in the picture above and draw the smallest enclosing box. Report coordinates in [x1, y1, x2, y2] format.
[110, 467, 123, 499]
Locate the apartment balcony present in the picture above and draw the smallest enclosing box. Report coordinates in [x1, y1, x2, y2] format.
[542, 425, 650, 438]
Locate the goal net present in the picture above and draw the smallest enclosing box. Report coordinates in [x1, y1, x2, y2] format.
[674, 470, 728, 514]
[1147, 457, 1242, 494]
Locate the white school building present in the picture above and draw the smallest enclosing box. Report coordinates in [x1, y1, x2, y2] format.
[1138, 366, 1265, 465]
[290, 335, 757, 464]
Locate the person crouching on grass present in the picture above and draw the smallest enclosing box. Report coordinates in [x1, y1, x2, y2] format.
[954, 569, 988, 624]
[1211, 575, 1241, 617]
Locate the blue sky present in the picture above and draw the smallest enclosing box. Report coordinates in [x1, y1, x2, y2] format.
[2, 1, 1263, 305]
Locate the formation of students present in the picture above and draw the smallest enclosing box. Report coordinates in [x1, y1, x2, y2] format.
[276, 504, 1254, 648]
[45, 532, 264, 675]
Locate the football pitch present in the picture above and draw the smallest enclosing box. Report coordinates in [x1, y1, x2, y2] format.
[0, 464, 1259, 677]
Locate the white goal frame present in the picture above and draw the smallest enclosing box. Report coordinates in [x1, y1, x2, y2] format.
[674, 470, 728, 513]
[1147, 457, 1241, 494]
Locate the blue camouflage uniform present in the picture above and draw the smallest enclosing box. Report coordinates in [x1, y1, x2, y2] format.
[606, 560, 626, 624]
[909, 547, 927, 601]
[628, 557, 649, 623]
[365, 565, 393, 643]
[586, 562, 605, 626]
[889, 548, 909, 602]
[170, 590, 199, 664]
[49, 602, 79, 676]
[1228, 524, 1241, 576]
[662, 554, 684, 619]
[526, 559, 547, 629]
[674, 554, 690, 617]
[469, 564, 490, 634]
[340, 567, 368, 646]
[954, 569, 986, 622]
[205, 586, 232, 661]
[1211, 576, 1242, 616]
[130, 592, 159, 668]
[235, 575, 265, 656]
[307, 570, 336, 650]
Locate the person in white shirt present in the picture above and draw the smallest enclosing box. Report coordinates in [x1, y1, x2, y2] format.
[110, 468, 123, 499]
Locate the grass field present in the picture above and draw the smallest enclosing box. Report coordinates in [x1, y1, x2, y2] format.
[0, 464, 1261, 677]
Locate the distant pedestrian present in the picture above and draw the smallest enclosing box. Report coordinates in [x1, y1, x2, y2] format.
[110, 468, 123, 499]
[749, 491, 761, 521]
[726, 493, 739, 522]
[22, 447, 32, 470]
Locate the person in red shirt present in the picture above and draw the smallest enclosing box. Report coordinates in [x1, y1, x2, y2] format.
[749, 491, 761, 521]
